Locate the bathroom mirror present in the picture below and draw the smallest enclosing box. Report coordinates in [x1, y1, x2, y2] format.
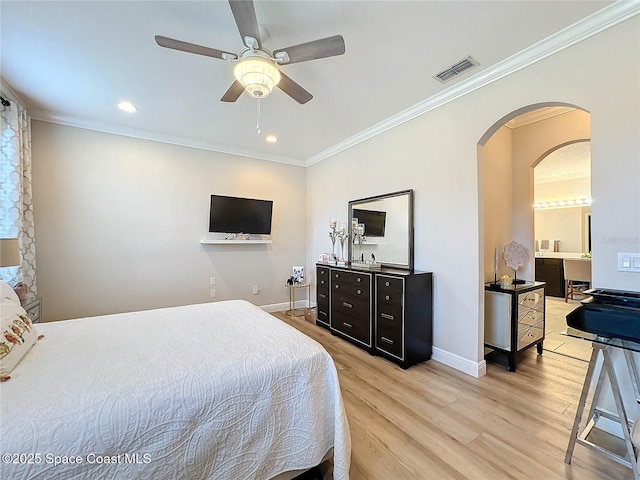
[348, 189, 414, 270]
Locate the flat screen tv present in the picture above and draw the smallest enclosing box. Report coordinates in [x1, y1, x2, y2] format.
[209, 195, 273, 235]
[352, 208, 386, 237]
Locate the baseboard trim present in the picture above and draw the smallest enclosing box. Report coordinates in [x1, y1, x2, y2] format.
[432, 346, 487, 378]
[261, 300, 309, 313]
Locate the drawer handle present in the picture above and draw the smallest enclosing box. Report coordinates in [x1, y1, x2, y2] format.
[381, 336, 394, 344]
[357, 278, 362, 283]
[334, 284, 340, 289]
[343, 322, 353, 329]
[319, 293, 327, 299]
[319, 311, 327, 317]
[335, 273, 340, 278]
[381, 313, 394, 321]
[343, 302, 353, 309]
[385, 281, 390, 287]
[385, 295, 390, 301]
[357, 289, 362, 295]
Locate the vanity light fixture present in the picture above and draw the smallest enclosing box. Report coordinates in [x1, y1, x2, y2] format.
[534, 198, 592, 209]
[117, 101, 137, 113]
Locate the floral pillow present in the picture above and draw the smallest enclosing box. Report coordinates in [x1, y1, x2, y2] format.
[0, 299, 39, 376]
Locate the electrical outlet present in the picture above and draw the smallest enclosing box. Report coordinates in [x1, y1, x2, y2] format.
[252, 285, 260, 295]
[210, 276, 216, 286]
[210, 289, 216, 298]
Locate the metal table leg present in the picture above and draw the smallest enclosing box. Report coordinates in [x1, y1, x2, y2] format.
[565, 345, 600, 463]
[565, 343, 640, 479]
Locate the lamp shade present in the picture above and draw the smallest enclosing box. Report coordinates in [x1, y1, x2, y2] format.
[0, 238, 20, 267]
[233, 57, 281, 99]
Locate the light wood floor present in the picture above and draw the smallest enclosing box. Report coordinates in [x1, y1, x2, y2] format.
[274, 311, 633, 480]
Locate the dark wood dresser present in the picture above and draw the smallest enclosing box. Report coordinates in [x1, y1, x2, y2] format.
[316, 263, 433, 368]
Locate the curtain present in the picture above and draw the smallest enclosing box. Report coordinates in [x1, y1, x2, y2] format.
[0, 96, 36, 295]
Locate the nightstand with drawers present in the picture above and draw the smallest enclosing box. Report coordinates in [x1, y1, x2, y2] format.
[21, 296, 43, 324]
[484, 282, 546, 372]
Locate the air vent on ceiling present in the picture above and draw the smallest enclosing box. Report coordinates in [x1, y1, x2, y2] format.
[434, 56, 479, 83]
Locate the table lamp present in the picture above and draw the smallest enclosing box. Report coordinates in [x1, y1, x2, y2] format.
[0, 238, 20, 267]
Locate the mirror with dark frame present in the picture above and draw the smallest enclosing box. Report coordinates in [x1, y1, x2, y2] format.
[348, 189, 414, 270]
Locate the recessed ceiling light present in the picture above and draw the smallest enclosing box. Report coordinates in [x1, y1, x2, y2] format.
[265, 135, 278, 143]
[118, 101, 137, 113]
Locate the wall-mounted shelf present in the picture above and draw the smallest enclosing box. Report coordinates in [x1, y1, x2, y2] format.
[200, 239, 272, 244]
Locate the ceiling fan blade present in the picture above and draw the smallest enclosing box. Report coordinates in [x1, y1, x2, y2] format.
[221, 81, 245, 102]
[155, 36, 234, 60]
[273, 35, 345, 65]
[228, 0, 262, 49]
[277, 72, 313, 104]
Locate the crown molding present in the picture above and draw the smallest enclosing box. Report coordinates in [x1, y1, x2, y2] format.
[505, 106, 576, 129]
[0, 78, 27, 106]
[30, 111, 307, 167]
[304, 1, 640, 167]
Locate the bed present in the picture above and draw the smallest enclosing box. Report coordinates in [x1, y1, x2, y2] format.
[0, 295, 350, 479]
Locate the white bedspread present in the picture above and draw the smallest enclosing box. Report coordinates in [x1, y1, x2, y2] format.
[0, 300, 350, 479]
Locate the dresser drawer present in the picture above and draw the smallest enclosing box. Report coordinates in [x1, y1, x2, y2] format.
[332, 280, 369, 299]
[332, 292, 370, 317]
[26, 306, 41, 324]
[377, 288, 403, 307]
[22, 298, 42, 324]
[317, 295, 329, 316]
[518, 288, 544, 310]
[376, 304, 403, 332]
[518, 307, 544, 327]
[376, 325, 403, 358]
[316, 308, 330, 326]
[317, 277, 329, 290]
[332, 310, 370, 345]
[378, 276, 404, 293]
[332, 270, 371, 287]
[317, 290, 329, 303]
[518, 322, 544, 349]
[317, 266, 330, 279]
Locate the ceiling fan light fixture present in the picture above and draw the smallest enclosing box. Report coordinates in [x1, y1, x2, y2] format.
[233, 56, 281, 98]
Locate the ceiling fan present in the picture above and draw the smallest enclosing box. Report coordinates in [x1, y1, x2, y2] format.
[155, 0, 345, 105]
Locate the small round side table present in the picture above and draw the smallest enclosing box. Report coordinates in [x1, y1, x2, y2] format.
[285, 283, 310, 316]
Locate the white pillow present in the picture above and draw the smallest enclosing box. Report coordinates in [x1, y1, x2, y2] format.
[0, 299, 39, 376]
[0, 280, 20, 305]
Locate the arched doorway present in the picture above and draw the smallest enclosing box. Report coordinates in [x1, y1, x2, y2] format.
[477, 102, 591, 367]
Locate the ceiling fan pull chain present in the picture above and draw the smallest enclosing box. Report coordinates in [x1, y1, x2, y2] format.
[256, 99, 261, 135]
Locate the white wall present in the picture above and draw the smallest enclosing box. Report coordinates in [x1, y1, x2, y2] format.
[32, 121, 307, 321]
[481, 125, 513, 282]
[306, 16, 640, 376]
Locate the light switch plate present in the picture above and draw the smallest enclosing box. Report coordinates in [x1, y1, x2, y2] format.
[618, 252, 640, 272]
